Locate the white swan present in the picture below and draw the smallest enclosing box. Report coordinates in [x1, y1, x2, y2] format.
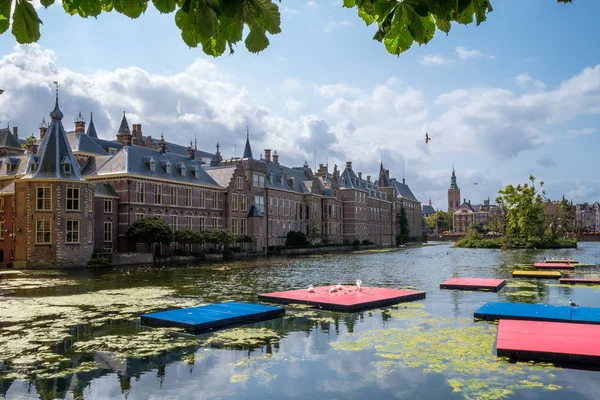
[356, 280, 362, 291]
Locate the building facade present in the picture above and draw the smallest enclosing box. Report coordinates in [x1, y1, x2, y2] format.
[0, 96, 424, 266]
[448, 167, 460, 212]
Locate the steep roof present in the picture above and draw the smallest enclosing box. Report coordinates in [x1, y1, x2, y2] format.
[247, 205, 263, 217]
[203, 165, 237, 188]
[341, 164, 388, 200]
[117, 113, 131, 135]
[67, 132, 109, 156]
[0, 155, 27, 177]
[86, 112, 98, 138]
[141, 135, 216, 162]
[422, 205, 435, 215]
[243, 131, 253, 159]
[280, 165, 314, 194]
[0, 128, 22, 150]
[23, 98, 85, 181]
[454, 201, 475, 214]
[84, 145, 220, 188]
[378, 162, 392, 187]
[94, 183, 118, 198]
[390, 178, 420, 203]
[264, 161, 292, 191]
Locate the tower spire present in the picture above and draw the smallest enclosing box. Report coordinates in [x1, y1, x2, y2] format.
[243, 127, 253, 159]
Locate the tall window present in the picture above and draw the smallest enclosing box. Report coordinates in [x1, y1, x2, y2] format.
[66, 187, 80, 211]
[36, 187, 51, 210]
[212, 216, 219, 229]
[253, 175, 259, 187]
[213, 192, 219, 209]
[104, 222, 112, 242]
[171, 186, 177, 205]
[269, 198, 273, 213]
[237, 176, 243, 190]
[88, 222, 93, 243]
[171, 215, 178, 231]
[135, 182, 145, 203]
[255, 195, 264, 213]
[231, 218, 238, 234]
[155, 184, 162, 204]
[36, 220, 51, 243]
[232, 193, 238, 211]
[253, 174, 265, 187]
[241, 218, 247, 235]
[0, 197, 4, 212]
[200, 216, 206, 231]
[0, 221, 4, 239]
[241, 195, 247, 211]
[186, 188, 192, 207]
[88, 189, 94, 213]
[186, 216, 193, 230]
[200, 190, 206, 208]
[104, 199, 112, 214]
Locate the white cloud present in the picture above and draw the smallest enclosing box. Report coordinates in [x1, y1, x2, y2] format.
[455, 46, 483, 60]
[419, 55, 449, 65]
[313, 83, 362, 98]
[515, 73, 546, 90]
[281, 8, 299, 15]
[284, 99, 304, 113]
[324, 20, 352, 33]
[567, 128, 597, 136]
[307, 0, 318, 7]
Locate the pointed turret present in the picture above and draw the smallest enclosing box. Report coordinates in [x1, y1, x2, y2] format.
[450, 165, 458, 190]
[86, 112, 98, 138]
[378, 162, 392, 187]
[116, 112, 132, 146]
[26, 89, 84, 181]
[243, 127, 253, 159]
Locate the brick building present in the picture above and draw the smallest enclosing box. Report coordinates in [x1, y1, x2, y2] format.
[0, 95, 425, 266]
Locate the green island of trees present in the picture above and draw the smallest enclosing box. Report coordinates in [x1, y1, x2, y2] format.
[0, 1, 573, 57]
[455, 176, 577, 249]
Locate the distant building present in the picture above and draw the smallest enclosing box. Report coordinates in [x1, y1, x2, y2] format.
[452, 198, 497, 233]
[447, 167, 460, 212]
[575, 202, 600, 232]
[422, 199, 435, 218]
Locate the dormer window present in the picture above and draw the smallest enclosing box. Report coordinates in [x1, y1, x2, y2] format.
[161, 159, 172, 174]
[144, 156, 156, 172]
[61, 156, 73, 174]
[193, 166, 201, 179]
[179, 163, 186, 176]
[166, 164, 172, 174]
[6, 161, 11, 173]
[30, 162, 37, 173]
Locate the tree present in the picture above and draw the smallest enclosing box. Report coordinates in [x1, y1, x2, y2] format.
[0, 1, 573, 56]
[126, 217, 172, 251]
[427, 211, 450, 233]
[544, 197, 575, 238]
[306, 219, 322, 245]
[286, 231, 307, 246]
[397, 206, 410, 244]
[486, 205, 508, 236]
[496, 175, 546, 240]
[204, 229, 235, 250]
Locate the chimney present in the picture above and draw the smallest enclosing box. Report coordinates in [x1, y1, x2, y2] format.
[429, 199, 432, 207]
[74, 111, 86, 133]
[346, 161, 352, 169]
[402, 178, 406, 185]
[133, 124, 143, 144]
[385, 169, 390, 177]
[215, 143, 222, 163]
[304, 160, 309, 174]
[367, 175, 371, 183]
[358, 172, 362, 180]
[12, 127, 18, 140]
[39, 118, 48, 139]
[265, 149, 271, 163]
[273, 150, 279, 166]
[464, 198, 466, 203]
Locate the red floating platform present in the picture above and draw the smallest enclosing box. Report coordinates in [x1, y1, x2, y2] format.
[560, 278, 600, 285]
[258, 286, 426, 311]
[534, 262, 574, 269]
[496, 319, 600, 365]
[440, 278, 506, 292]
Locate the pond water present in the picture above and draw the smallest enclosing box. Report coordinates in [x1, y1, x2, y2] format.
[2, 242, 600, 400]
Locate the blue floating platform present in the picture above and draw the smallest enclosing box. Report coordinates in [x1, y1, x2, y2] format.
[141, 302, 285, 333]
[474, 302, 600, 325]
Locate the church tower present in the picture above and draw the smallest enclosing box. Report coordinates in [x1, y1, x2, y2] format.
[448, 166, 460, 212]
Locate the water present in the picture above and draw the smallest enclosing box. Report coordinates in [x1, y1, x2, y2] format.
[2, 242, 600, 399]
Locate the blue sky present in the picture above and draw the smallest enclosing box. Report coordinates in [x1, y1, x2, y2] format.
[0, 0, 599, 209]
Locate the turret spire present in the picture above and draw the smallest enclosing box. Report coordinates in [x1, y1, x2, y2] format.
[243, 127, 253, 159]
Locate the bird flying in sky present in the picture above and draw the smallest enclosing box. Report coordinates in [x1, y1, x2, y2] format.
[425, 132, 431, 144]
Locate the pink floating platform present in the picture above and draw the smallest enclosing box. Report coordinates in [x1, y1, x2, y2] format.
[440, 278, 506, 292]
[560, 278, 600, 285]
[534, 262, 574, 269]
[496, 319, 600, 364]
[258, 286, 426, 311]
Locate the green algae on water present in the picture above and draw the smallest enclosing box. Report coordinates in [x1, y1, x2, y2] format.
[205, 328, 281, 348]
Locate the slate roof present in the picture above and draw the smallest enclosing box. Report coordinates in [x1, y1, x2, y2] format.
[422, 205, 435, 215]
[264, 160, 293, 191]
[203, 165, 237, 188]
[67, 132, 109, 156]
[0, 182, 15, 195]
[454, 201, 475, 214]
[280, 165, 314, 194]
[340, 165, 387, 200]
[243, 133, 253, 159]
[84, 145, 221, 188]
[378, 163, 392, 187]
[0, 128, 22, 150]
[24, 99, 85, 181]
[86, 112, 98, 138]
[390, 178, 420, 203]
[0, 155, 27, 177]
[117, 113, 131, 135]
[247, 205, 263, 217]
[141, 135, 216, 162]
[94, 183, 118, 198]
[90, 137, 123, 153]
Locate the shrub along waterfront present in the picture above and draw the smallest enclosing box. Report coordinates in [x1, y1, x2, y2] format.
[456, 176, 578, 249]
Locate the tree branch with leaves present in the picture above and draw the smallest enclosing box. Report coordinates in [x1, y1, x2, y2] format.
[0, 0, 574, 56]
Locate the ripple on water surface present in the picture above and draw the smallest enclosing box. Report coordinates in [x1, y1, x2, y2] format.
[1, 242, 600, 399]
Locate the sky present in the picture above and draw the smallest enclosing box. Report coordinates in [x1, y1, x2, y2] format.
[0, 0, 599, 210]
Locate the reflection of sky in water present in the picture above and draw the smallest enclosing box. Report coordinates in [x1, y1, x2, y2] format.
[2, 242, 600, 399]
